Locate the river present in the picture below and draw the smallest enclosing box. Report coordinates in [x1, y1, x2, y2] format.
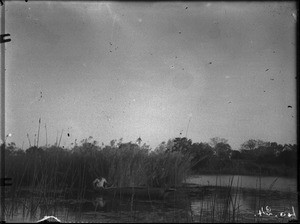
[187, 175, 297, 192]
[5, 175, 298, 223]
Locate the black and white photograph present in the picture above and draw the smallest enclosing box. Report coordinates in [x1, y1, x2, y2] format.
[0, 1, 298, 223]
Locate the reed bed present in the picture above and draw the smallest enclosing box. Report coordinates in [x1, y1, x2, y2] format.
[5, 139, 191, 196]
[4, 137, 192, 222]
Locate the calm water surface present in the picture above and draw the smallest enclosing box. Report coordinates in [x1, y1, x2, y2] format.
[187, 175, 297, 192]
[6, 175, 298, 223]
[187, 175, 298, 223]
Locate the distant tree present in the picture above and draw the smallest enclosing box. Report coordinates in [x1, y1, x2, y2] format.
[277, 144, 297, 167]
[209, 137, 228, 148]
[193, 142, 214, 156]
[214, 142, 232, 160]
[231, 150, 241, 160]
[255, 143, 276, 164]
[269, 142, 284, 156]
[240, 139, 258, 151]
[167, 137, 192, 154]
[240, 139, 267, 160]
[189, 142, 214, 170]
[240, 140, 288, 165]
[209, 137, 232, 158]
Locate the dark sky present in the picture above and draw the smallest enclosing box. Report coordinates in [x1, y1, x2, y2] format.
[3, 1, 297, 150]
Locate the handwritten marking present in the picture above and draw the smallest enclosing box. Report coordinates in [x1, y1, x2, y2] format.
[255, 206, 297, 220]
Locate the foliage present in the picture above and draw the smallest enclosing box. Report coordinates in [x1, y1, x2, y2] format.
[5, 136, 297, 195]
[189, 142, 214, 169]
[166, 137, 192, 154]
[209, 137, 229, 148]
[5, 137, 190, 193]
[187, 138, 296, 177]
[147, 150, 191, 188]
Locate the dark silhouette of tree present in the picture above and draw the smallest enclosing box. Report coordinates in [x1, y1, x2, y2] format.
[231, 150, 241, 160]
[214, 142, 232, 160]
[209, 137, 228, 148]
[167, 137, 192, 154]
[240, 139, 266, 160]
[277, 144, 297, 167]
[189, 142, 214, 170]
[240, 139, 257, 151]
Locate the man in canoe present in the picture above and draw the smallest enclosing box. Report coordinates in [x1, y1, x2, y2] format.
[93, 177, 108, 189]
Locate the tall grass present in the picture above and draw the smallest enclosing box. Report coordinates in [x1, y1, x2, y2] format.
[5, 139, 191, 196]
[4, 138, 193, 222]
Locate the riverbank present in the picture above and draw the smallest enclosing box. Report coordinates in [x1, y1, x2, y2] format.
[192, 160, 297, 178]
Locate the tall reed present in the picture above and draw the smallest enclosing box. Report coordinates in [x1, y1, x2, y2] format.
[6, 139, 191, 194]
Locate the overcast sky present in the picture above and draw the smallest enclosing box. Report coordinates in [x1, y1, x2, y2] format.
[2, 1, 297, 150]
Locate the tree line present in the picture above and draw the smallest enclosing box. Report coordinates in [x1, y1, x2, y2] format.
[155, 137, 297, 177]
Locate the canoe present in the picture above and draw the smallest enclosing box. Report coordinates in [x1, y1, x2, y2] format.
[95, 186, 176, 200]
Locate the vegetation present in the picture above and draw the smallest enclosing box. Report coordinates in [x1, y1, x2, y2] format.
[4, 137, 191, 196]
[3, 136, 297, 223]
[4, 136, 297, 197]
[155, 137, 297, 177]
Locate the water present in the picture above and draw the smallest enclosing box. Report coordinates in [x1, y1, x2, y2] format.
[188, 175, 298, 223]
[187, 175, 297, 192]
[5, 175, 298, 223]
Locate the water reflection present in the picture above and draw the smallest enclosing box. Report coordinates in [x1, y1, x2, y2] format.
[6, 194, 193, 223]
[5, 176, 298, 223]
[187, 175, 297, 192]
[93, 197, 106, 210]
